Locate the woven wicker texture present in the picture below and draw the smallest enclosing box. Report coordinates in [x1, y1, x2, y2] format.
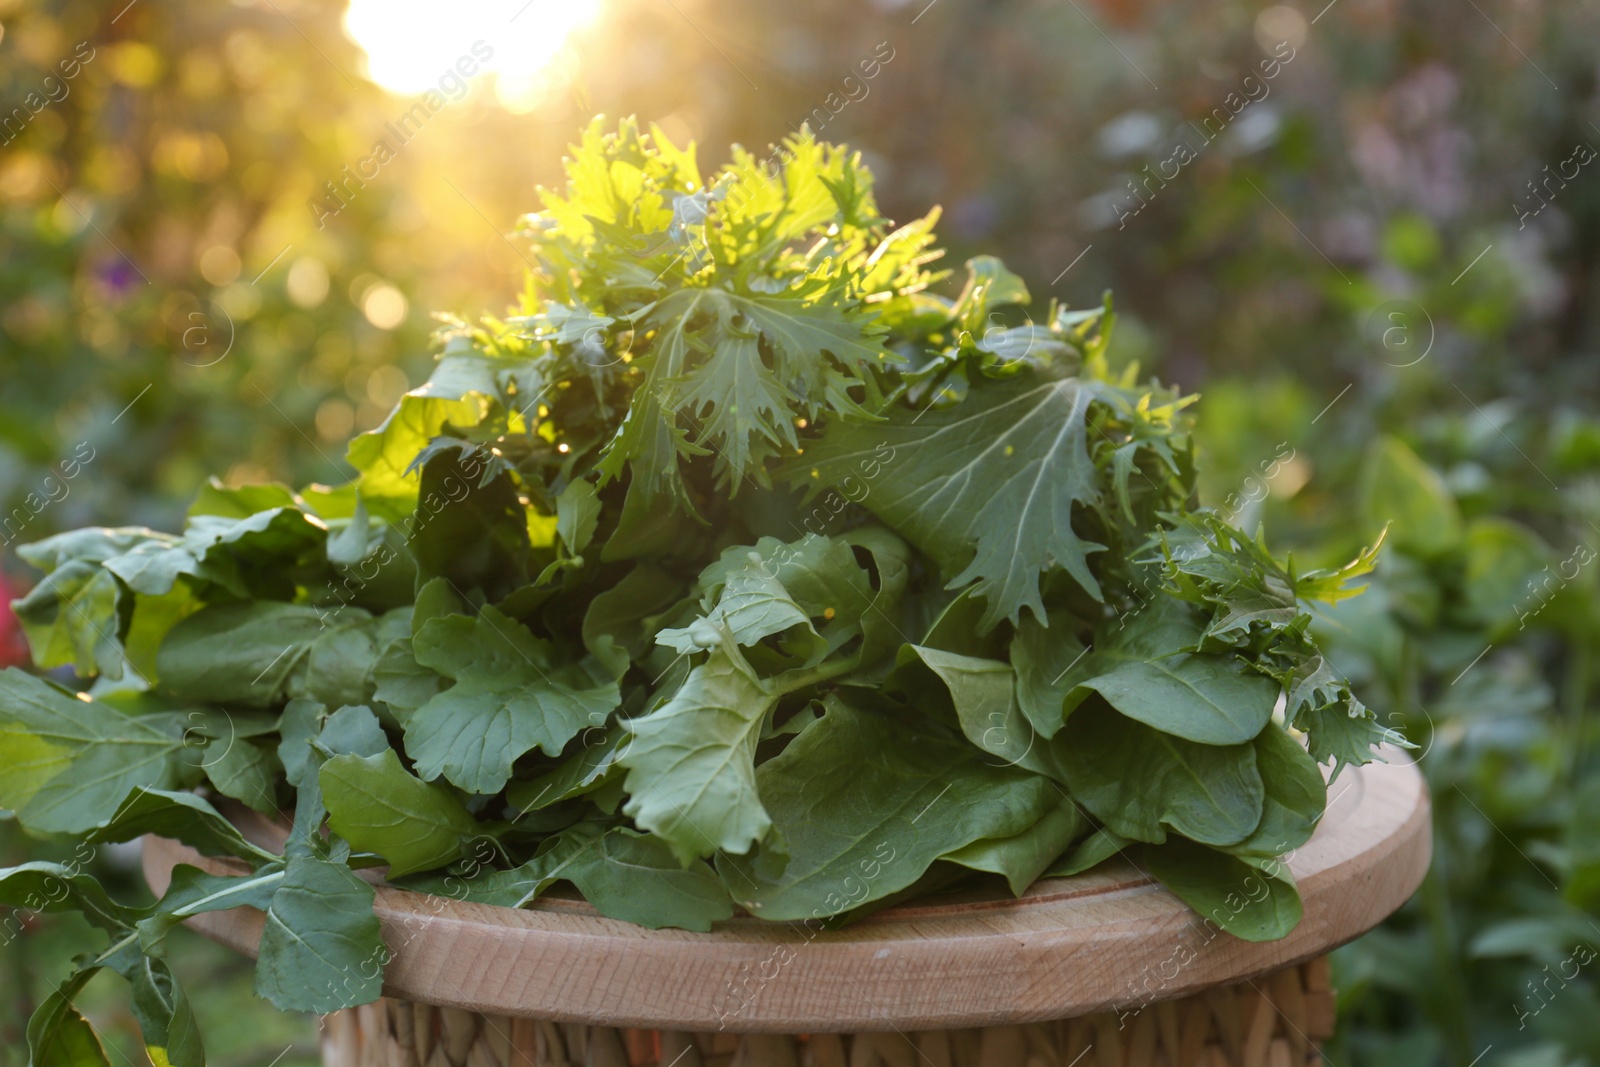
[319, 957, 1333, 1067]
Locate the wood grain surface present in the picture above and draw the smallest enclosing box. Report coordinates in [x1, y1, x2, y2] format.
[141, 747, 1429, 1033]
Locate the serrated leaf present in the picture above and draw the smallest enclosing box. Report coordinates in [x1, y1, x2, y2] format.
[404, 608, 618, 793]
[619, 638, 777, 864]
[790, 375, 1103, 631]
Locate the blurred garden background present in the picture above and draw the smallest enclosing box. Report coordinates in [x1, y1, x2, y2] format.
[3, 0, 1599, 1063]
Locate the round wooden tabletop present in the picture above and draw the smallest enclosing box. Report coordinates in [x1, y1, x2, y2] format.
[141, 748, 1429, 1034]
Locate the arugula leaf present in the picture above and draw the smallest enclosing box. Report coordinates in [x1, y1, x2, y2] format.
[619, 636, 778, 864]
[253, 852, 385, 1013]
[0, 669, 191, 834]
[404, 607, 619, 794]
[86, 787, 279, 863]
[791, 374, 1103, 630]
[321, 749, 480, 876]
[27, 969, 110, 1067]
[156, 602, 334, 707]
[0, 863, 206, 1066]
[139, 863, 285, 958]
[407, 824, 731, 930]
[10, 561, 128, 679]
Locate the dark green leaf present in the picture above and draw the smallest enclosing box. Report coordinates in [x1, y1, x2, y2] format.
[1058, 700, 1263, 847]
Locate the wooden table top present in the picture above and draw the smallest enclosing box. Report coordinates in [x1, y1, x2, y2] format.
[141, 747, 1429, 1033]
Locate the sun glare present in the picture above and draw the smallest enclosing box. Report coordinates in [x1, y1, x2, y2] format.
[342, 0, 603, 112]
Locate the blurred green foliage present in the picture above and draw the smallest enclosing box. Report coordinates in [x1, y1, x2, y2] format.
[3, 0, 1599, 1062]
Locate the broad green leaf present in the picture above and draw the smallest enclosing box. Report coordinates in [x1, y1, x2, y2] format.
[556, 478, 602, 556]
[1058, 700, 1264, 847]
[157, 602, 334, 707]
[572, 828, 732, 930]
[27, 969, 110, 1067]
[581, 563, 692, 676]
[0, 670, 190, 834]
[11, 561, 127, 679]
[790, 374, 1103, 631]
[895, 645, 1070, 780]
[1145, 837, 1302, 942]
[1041, 828, 1131, 879]
[321, 749, 479, 876]
[16, 527, 163, 573]
[254, 853, 385, 1013]
[406, 825, 732, 931]
[404, 607, 618, 794]
[139, 863, 286, 958]
[941, 798, 1084, 895]
[407, 450, 531, 603]
[619, 639, 777, 864]
[345, 355, 498, 503]
[86, 788, 278, 863]
[1010, 609, 1087, 738]
[118, 955, 204, 1067]
[1056, 599, 1277, 745]
[0, 861, 141, 935]
[506, 726, 627, 814]
[1233, 727, 1326, 857]
[720, 696, 1057, 920]
[200, 736, 281, 814]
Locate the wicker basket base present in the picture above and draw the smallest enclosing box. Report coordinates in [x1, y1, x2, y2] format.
[319, 957, 1333, 1067]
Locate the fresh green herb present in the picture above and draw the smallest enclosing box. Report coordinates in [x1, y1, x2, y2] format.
[0, 118, 1401, 1061]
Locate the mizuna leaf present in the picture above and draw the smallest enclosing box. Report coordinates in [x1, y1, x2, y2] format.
[790, 374, 1103, 631]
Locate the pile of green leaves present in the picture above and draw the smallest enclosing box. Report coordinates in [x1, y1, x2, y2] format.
[0, 119, 1397, 1065]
